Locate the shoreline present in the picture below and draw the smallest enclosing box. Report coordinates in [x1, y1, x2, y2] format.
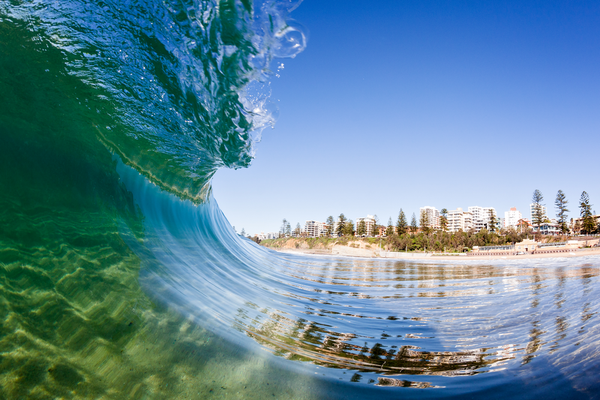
[269, 247, 600, 261]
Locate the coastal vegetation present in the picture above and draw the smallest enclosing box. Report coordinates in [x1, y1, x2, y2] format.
[260, 228, 553, 253]
[532, 189, 545, 230]
[555, 190, 569, 233]
[579, 191, 596, 234]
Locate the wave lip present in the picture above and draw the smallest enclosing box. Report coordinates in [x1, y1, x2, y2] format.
[1, 0, 306, 201]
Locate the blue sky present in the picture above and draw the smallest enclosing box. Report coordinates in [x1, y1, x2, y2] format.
[213, 0, 600, 235]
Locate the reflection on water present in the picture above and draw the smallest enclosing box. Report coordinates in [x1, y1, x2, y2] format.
[112, 162, 600, 398]
[229, 255, 600, 391]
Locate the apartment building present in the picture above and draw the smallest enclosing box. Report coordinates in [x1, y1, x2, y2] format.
[504, 207, 522, 228]
[447, 208, 473, 232]
[468, 206, 497, 232]
[419, 206, 440, 229]
[257, 232, 278, 240]
[530, 203, 547, 221]
[304, 220, 327, 237]
[356, 215, 376, 236]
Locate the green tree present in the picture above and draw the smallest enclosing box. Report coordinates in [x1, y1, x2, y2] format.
[294, 223, 302, 237]
[532, 189, 545, 231]
[580, 191, 595, 234]
[285, 221, 291, 236]
[487, 209, 497, 233]
[326, 215, 334, 236]
[371, 215, 379, 237]
[357, 220, 367, 236]
[280, 218, 289, 238]
[555, 190, 569, 233]
[410, 213, 418, 233]
[396, 209, 407, 235]
[343, 220, 355, 236]
[336, 214, 347, 236]
[386, 217, 394, 236]
[419, 210, 429, 234]
[440, 208, 448, 232]
[249, 235, 261, 244]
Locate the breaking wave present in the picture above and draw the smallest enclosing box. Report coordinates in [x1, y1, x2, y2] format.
[1, 1, 599, 399]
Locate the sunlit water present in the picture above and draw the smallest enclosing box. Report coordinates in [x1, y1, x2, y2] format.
[1, 0, 599, 399]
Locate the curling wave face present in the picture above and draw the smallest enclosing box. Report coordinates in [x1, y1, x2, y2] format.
[1, 1, 600, 399]
[1, 0, 306, 201]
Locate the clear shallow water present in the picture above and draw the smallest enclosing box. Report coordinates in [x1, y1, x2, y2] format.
[1, 1, 599, 399]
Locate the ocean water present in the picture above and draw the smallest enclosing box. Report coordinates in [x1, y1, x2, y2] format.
[1, 1, 599, 399]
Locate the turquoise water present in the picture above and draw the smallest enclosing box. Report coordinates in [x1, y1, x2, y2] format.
[1, 1, 600, 399]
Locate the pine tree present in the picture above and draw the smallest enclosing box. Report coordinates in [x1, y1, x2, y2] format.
[280, 218, 289, 237]
[487, 209, 497, 233]
[532, 189, 545, 231]
[386, 217, 394, 236]
[440, 208, 448, 232]
[342, 220, 355, 236]
[555, 190, 569, 233]
[419, 210, 429, 234]
[371, 215, 379, 237]
[410, 213, 418, 233]
[357, 220, 367, 236]
[396, 209, 407, 235]
[336, 213, 347, 236]
[285, 221, 291, 236]
[580, 191, 595, 234]
[294, 223, 302, 237]
[326, 215, 334, 236]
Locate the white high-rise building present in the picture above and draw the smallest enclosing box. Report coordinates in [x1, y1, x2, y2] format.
[468, 206, 497, 232]
[504, 207, 522, 228]
[419, 206, 440, 229]
[356, 215, 376, 236]
[304, 220, 327, 237]
[258, 232, 278, 240]
[447, 208, 474, 232]
[530, 203, 547, 222]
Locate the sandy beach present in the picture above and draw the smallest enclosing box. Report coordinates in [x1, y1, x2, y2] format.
[271, 246, 600, 261]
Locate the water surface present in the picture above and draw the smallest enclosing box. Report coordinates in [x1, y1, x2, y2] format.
[0, 1, 599, 398]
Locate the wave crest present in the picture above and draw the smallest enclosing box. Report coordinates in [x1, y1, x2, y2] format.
[1, 0, 306, 201]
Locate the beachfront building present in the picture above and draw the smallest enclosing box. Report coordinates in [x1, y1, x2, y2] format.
[447, 208, 473, 232]
[304, 220, 327, 237]
[419, 206, 440, 230]
[257, 232, 279, 240]
[532, 221, 561, 235]
[530, 203, 547, 221]
[517, 219, 532, 232]
[356, 215, 376, 236]
[468, 206, 497, 232]
[504, 207, 522, 228]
